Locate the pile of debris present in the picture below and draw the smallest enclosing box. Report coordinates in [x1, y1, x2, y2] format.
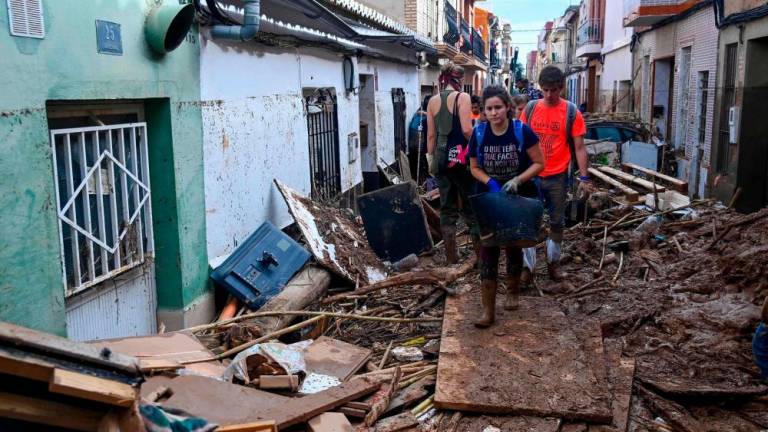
[2, 163, 767, 431]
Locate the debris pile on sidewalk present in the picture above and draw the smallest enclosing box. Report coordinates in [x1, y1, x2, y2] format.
[2, 170, 768, 431]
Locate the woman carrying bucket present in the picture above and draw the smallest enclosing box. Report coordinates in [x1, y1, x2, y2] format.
[468, 85, 545, 328]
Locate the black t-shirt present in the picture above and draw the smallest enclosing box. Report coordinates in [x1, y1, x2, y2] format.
[469, 121, 539, 183]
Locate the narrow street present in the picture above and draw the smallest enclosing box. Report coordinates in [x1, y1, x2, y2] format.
[1, 0, 767, 431]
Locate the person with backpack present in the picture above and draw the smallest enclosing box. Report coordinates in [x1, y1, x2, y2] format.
[425, 63, 478, 265]
[520, 65, 594, 282]
[468, 85, 544, 328]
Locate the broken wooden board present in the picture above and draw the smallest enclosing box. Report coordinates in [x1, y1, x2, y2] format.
[141, 375, 379, 429]
[373, 412, 419, 432]
[217, 421, 277, 432]
[622, 162, 688, 192]
[49, 368, 137, 407]
[88, 332, 226, 378]
[0, 322, 138, 373]
[434, 293, 612, 422]
[275, 179, 387, 284]
[307, 412, 353, 432]
[0, 391, 105, 431]
[304, 336, 373, 381]
[589, 339, 635, 432]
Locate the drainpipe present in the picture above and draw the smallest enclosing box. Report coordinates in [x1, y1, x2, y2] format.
[211, 0, 260, 41]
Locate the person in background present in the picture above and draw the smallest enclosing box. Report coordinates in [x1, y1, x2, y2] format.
[754, 296, 768, 381]
[516, 78, 542, 101]
[408, 95, 432, 182]
[468, 85, 544, 327]
[512, 95, 528, 120]
[520, 65, 594, 282]
[426, 63, 478, 265]
[471, 95, 483, 125]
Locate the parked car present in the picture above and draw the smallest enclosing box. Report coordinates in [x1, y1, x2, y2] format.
[585, 122, 645, 143]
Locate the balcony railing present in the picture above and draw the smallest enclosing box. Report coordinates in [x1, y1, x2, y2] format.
[460, 17, 472, 54]
[472, 28, 486, 62]
[576, 19, 602, 48]
[443, 0, 460, 45]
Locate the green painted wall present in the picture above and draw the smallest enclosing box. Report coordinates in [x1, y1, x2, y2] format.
[0, 0, 209, 334]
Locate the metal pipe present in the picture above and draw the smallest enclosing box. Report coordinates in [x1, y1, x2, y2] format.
[211, 0, 260, 41]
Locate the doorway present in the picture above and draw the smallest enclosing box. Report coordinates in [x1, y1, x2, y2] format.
[651, 57, 674, 141]
[736, 36, 768, 212]
[359, 74, 379, 192]
[674, 47, 692, 151]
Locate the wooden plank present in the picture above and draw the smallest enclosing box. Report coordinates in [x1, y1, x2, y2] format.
[49, 368, 137, 407]
[304, 336, 372, 381]
[0, 391, 103, 431]
[307, 412, 353, 432]
[373, 412, 419, 432]
[217, 420, 277, 432]
[143, 375, 379, 429]
[588, 167, 639, 201]
[0, 346, 54, 382]
[337, 406, 367, 418]
[598, 166, 666, 192]
[138, 358, 183, 372]
[0, 322, 138, 373]
[88, 332, 224, 379]
[434, 293, 612, 423]
[588, 339, 635, 432]
[622, 162, 688, 192]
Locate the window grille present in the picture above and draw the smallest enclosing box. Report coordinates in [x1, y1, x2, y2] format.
[50, 123, 153, 297]
[305, 89, 342, 200]
[697, 71, 709, 144]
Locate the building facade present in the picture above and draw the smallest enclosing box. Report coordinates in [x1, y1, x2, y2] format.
[628, 0, 717, 198]
[599, 0, 634, 112]
[0, 0, 210, 338]
[710, 1, 768, 212]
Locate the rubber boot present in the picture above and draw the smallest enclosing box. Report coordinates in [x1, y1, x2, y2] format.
[442, 227, 458, 265]
[504, 274, 521, 311]
[474, 279, 497, 328]
[547, 261, 564, 282]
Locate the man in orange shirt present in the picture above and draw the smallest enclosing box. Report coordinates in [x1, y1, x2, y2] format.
[519, 66, 593, 281]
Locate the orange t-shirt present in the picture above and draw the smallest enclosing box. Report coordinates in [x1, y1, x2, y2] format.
[520, 100, 586, 177]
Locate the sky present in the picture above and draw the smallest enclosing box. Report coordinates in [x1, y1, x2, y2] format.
[483, 0, 579, 67]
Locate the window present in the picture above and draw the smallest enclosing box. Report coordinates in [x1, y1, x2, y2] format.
[594, 126, 623, 143]
[305, 88, 341, 200]
[717, 44, 738, 172]
[697, 71, 709, 144]
[50, 116, 153, 297]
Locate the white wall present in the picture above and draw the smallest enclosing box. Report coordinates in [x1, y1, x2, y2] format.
[601, 0, 632, 54]
[200, 38, 420, 261]
[200, 41, 362, 260]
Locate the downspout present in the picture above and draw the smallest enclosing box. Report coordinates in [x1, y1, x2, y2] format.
[210, 0, 260, 41]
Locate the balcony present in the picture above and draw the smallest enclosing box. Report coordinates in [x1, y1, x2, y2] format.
[623, 0, 702, 27]
[575, 18, 603, 58]
[460, 17, 472, 54]
[472, 28, 487, 62]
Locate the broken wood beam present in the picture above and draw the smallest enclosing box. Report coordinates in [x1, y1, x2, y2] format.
[598, 166, 666, 192]
[0, 391, 104, 431]
[244, 266, 331, 335]
[365, 367, 402, 426]
[48, 368, 137, 407]
[622, 162, 688, 192]
[588, 168, 639, 201]
[321, 257, 476, 304]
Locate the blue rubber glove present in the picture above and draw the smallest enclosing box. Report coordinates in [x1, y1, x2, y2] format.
[486, 177, 502, 193]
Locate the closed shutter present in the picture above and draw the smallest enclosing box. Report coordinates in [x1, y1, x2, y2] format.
[7, 0, 45, 39]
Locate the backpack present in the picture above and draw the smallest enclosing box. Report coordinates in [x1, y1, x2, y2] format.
[523, 99, 578, 161]
[473, 119, 524, 169]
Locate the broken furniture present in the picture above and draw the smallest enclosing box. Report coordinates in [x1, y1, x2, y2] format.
[357, 181, 433, 262]
[304, 336, 373, 381]
[0, 322, 143, 431]
[211, 221, 310, 309]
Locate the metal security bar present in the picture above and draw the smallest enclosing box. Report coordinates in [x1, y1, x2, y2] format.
[50, 123, 153, 297]
[305, 91, 341, 200]
[392, 88, 407, 156]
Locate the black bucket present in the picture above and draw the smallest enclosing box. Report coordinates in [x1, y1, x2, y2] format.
[469, 192, 544, 247]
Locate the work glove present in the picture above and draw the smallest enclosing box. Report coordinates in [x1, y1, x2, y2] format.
[502, 176, 521, 194]
[426, 153, 436, 175]
[486, 177, 502, 193]
[577, 177, 596, 197]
